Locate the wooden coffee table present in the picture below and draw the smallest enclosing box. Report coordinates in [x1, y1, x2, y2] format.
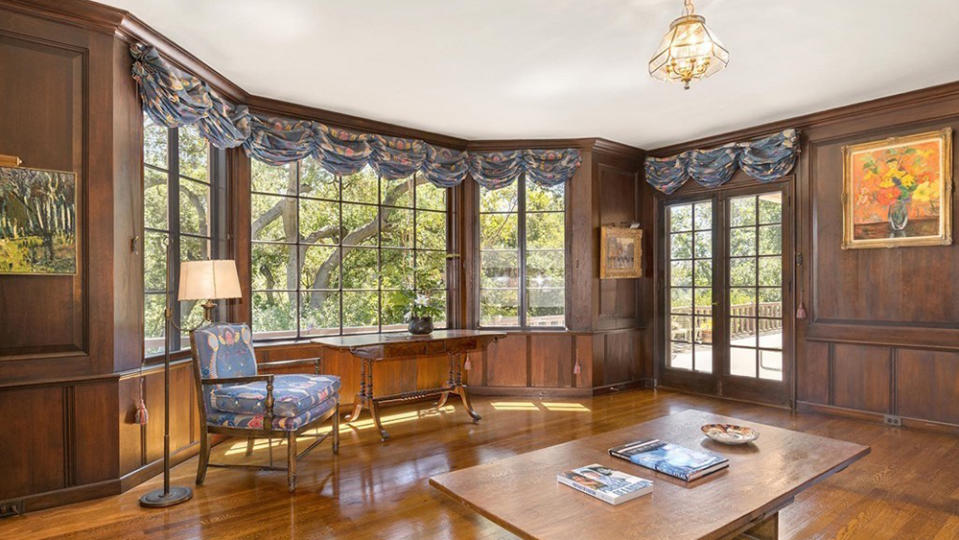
[430, 409, 869, 540]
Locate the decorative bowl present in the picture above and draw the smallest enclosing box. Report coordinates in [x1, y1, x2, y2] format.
[701, 423, 759, 445]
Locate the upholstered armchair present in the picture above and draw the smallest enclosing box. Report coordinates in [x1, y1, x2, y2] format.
[189, 322, 339, 492]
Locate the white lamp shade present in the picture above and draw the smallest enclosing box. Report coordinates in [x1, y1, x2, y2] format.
[178, 260, 242, 301]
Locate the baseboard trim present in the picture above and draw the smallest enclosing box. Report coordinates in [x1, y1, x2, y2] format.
[118, 440, 204, 492]
[796, 401, 959, 435]
[468, 379, 654, 398]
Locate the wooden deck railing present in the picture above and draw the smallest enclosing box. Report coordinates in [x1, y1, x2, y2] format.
[674, 303, 782, 340]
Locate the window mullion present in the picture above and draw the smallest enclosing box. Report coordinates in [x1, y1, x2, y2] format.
[168, 127, 182, 352]
[517, 175, 527, 328]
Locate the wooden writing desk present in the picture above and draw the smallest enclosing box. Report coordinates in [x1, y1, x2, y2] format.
[312, 330, 505, 440]
[430, 409, 870, 539]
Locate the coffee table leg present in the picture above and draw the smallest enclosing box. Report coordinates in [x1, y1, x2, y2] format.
[737, 510, 778, 540]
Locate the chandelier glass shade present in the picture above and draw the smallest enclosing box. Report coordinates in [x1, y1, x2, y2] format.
[649, 0, 729, 89]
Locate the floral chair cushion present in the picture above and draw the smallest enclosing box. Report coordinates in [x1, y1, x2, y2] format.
[211, 374, 340, 418]
[192, 323, 258, 412]
[206, 395, 338, 431]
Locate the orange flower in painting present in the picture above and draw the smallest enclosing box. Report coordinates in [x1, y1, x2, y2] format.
[850, 139, 941, 225]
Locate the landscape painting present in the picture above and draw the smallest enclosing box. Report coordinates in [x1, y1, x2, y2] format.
[842, 128, 952, 249]
[600, 226, 643, 278]
[0, 165, 77, 274]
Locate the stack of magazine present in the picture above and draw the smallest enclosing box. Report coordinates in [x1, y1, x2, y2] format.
[609, 439, 729, 481]
[556, 464, 653, 505]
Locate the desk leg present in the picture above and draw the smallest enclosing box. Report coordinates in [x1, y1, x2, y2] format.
[454, 353, 481, 422]
[731, 511, 778, 540]
[345, 357, 366, 423]
[365, 359, 389, 441]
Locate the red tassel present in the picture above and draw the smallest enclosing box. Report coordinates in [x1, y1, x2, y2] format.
[134, 399, 149, 425]
[573, 362, 581, 375]
[796, 302, 807, 320]
[464, 357, 472, 371]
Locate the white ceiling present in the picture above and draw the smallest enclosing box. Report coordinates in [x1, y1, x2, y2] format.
[101, 0, 959, 149]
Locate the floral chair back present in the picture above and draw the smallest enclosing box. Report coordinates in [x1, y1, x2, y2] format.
[192, 323, 257, 411]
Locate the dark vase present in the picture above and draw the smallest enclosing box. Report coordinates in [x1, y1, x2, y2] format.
[408, 316, 434, 335]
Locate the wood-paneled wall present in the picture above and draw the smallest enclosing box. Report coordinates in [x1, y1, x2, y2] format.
[652, 81, 959, 430]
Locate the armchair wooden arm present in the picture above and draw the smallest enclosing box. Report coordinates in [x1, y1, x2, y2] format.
[257, 358, 322, 375]
[201, 374, 276, 426]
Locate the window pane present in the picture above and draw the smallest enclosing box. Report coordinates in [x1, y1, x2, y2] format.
[381, 207, 414, 248]
[758, 225, 781, 255]
[341, 166, 378, 204]
[300, 245, 336, 290]
[670, 232, 692, 259]
[144, 232, 167, 292]
[526, 249, 564, 288]
[729, 257, 756, 286]
[695, 316, 712, 344]
[300, 198, 340, 244]
[670, 315, 693, 343]
[341, 203, 378, 246]
[758, 287, 782, 315]
[669, 205, 693, 232]
[415, 250, 447, 289]
[730, 317, 758, 347]
[381, 249, 414, 289]
[729, 347, 757, 377]
[693, 202, 712, 230]
[178, 125, 208, 181]
[526, 182, 564, 212]
[730, 196, 757, 227]
[252, 193, 295, 242]
[342, 291, 378, 333]
[300, 291, 339, 336]
[729, 227, 756, 256]
[144, 293, 167, 356]
[480, 183, 518, 213]
[429, 289, 448, 328]
[252, 243, 295, 290]
[144, 168, 168, 230]
[252, 161, 296, 196]
[480, 288, 519, 326]
[670, 287, 692, 313]
[300, 158, 338, 199]
[694, 260, 712, 287]
[668, 341, 692, 370]
[758, 192, 782, 224]
[759, 350, 783, 381]
[381, 176, 414, 208]
[759, 327, 783, 350]
[144, 118, 167, 169]
[759, 256, 782, 286]
[180, 236, 209, 262]
[380, 291, 408, 331]
[480, 214, 518, 249]
[417, 181, 446, 211]
[730, 287, 757, 312]
[179, 178, 210, 236]
[481, 250, 518, 289]
[670, 260, 692, 286]
[340, 247, 378, 289]
[694, 344, 713, 373]
[180, 299, 205, 341]
[526, 212, 564, 249]
[416, 210, 446, 250]
[527, 287, 564, 327]
[694, 287, 712, 307]
[694, 231, 711, 258]
[252, 291, 296, 338]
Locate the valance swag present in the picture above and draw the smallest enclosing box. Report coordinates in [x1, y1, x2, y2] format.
[645, 129, 799, 194]
[130, 43, 581, 189]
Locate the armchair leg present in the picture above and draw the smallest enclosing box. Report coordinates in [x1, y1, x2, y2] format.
[332, 401, 340, 454]
[196, 430, 210, 485]
[287, 432, 296, 493]
[245, 436, 255, 456]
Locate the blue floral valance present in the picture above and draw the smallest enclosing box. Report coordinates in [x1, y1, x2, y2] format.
[645, 129, 799, 194]
[130, 43, 581, 189]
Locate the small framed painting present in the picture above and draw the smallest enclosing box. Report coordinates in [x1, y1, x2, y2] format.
[841, 128, 952, 249]
[600, 226, 643, 279]
[0, 165, 77, 274]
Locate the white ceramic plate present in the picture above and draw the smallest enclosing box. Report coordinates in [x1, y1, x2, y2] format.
[701, 423, 759, 445]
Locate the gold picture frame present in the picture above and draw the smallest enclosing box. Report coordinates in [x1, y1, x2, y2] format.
[841, 128, 952, 249]
[600, 226, 643, 279]
[0, 164, 78, 275]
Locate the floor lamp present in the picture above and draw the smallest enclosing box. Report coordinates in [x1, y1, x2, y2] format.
[140, 256, 241, 508]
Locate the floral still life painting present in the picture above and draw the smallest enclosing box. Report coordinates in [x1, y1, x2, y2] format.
[0, 165, 77, 274]
[842, 128, 952, 249]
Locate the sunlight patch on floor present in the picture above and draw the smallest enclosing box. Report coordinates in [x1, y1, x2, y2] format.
[491, 401, 590, 412]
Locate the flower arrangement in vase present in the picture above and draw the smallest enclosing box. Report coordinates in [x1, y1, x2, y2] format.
[391, 287, 444, 335]
[858, 149, 938, 232]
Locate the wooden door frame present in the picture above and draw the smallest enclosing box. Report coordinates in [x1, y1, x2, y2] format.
[656, 175, 796, 408]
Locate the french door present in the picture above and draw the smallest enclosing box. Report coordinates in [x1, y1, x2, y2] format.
[660, 184, 793, 406]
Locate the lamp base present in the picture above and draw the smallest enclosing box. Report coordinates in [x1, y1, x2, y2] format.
[139, 486, 193, 508]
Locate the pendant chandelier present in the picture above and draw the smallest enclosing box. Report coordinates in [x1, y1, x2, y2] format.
[649, 0, 729, 89]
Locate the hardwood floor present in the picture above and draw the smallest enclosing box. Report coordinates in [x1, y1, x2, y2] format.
[1, 389, 957, 539]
